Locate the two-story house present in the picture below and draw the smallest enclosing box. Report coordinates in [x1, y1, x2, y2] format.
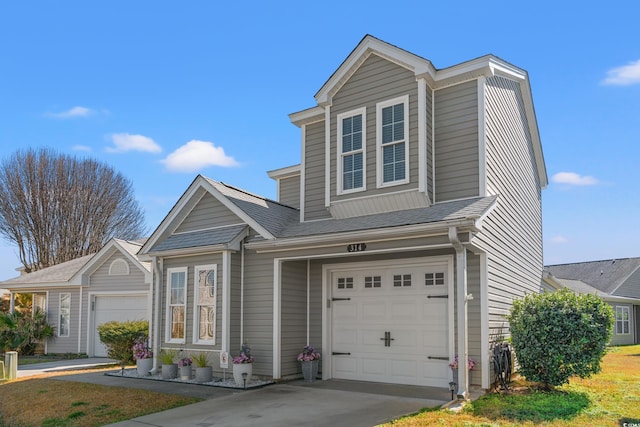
[139, 35, 547, 397]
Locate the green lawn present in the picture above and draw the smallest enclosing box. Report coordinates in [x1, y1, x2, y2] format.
[385, 344, 640, 427]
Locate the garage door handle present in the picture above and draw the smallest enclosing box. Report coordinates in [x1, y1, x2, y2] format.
[331, 297, 351, 301]
[427, 295, 448, 299]
[428, 356, 449, 360]
[332, 352, 351, 356]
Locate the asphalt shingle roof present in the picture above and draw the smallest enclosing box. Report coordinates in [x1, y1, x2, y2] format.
[0, 254, 95, 285]
[546, 258, 640, 295]
[274, 196, 497, 239]
[151, 225, 247, 252]
[206, 179, 300, 237]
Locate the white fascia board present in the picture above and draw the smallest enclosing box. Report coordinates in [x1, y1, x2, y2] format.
[246, 218, 477, 252]
[289, 106, 325, 127]
[267, 164, 301, 180]
[315, 36, 436, 106]
[144, 244, 231, 258]
[139, 176, 207, 254]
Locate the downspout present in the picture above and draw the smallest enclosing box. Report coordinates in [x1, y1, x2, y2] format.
[152, 257, 162, 373]
[9, 292, 14, 313]
[240, 240, 245, 346]
[449, 226, 470, 399]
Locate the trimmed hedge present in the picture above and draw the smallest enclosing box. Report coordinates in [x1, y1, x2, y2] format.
[97, 320, 148, 365]
[507, 288, 613, 388]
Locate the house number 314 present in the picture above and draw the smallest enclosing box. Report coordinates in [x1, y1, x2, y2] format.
[347, 243, 367, 252]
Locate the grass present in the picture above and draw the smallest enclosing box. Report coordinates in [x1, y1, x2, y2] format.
[384, 344, 640, 427]
[0, 368, 201, 426]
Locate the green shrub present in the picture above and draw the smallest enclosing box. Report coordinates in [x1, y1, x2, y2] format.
[507, 288, 614, 388]
[0, 308, 55, 355]
[96, 320, 148, 365]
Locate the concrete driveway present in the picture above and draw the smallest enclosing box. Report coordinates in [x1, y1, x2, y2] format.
[107, 382, 447, 427]
[19, 359, 449, 427]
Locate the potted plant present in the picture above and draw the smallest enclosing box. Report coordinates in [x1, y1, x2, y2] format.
[297, 345, 321, 382]
[132, 336, 153, 377]
[192, 352, 212, 383]
[159, 349, 178, 379]
[178, 356, 192, 380]
[449, 355, 476, 384]
[232, 344, 254, 387]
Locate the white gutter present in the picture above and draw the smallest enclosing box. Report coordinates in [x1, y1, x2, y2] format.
[449, 226, 470, 399]
[246, 218, 479, 252]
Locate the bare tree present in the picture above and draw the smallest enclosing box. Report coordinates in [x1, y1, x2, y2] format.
[0, 148, 147, 272]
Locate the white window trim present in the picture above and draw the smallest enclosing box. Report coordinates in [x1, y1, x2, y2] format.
[192, 264, 217, 345]
[376, 94, 410, 188]
[58, 293, 71, 337]
[337, 107, 367, 195]
[108, 258, 130, 276]
[166, 267, 187, 344]
[615, 306, 630, 335]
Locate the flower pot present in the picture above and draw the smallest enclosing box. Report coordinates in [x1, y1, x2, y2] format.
[301, 360, 319, 382]
[162, 363, 178, 379]
[136, 358, 153, 377]
[195, 366, 212, 383]
[233, 363, 252, 387]
[180, 365, 192, 380]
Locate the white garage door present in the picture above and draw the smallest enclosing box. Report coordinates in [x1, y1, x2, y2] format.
[331, 260, 451, 387]
[94, 295, 148, 357]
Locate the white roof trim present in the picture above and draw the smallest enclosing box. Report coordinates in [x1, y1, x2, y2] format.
[289, 106, 325, 127]
[267, 164, 301, 180]
[75, 239, 150, 285]
[314, 35, 436, 106]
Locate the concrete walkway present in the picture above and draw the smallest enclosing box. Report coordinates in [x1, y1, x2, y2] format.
[17, 359, 449, 426]
[17, 357, 117, 378]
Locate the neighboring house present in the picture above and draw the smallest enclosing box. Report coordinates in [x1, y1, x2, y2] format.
[1, 239, 151, 356]
[544, 258, 640, 346]
[138, 34, 547, 397]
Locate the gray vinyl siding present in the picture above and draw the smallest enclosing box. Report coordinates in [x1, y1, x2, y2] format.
[160, 254, 224, 351]
[474, 76, 543, 350]
[47, 288, 81, 354]
[175, 193, 242, 233]
[79, 252, 149, 353]
[240, 249, 275, 376]
[611, 303, 635, 346]
[280, 260, 308, 377]
[614, 268, 640, 299]
[303, 120, 330, 221]
[466, 252, 482, 385]
[434, 80, 479, 202]
[279, 175, 301, 209]
[426, 87, 434, 201]
[330, 54, 420, 201]
[229, 251, 242, 359]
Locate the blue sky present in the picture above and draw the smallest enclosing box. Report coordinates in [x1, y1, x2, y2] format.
[0, 1, 638, 281]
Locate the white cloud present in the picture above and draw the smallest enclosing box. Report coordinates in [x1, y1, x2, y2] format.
[45, 106, 94, 119]
[72, 145, 92, 152]
[162, 140, 239, 173]
[552, 172, 598, 186]
[551, 235, 568, 244]
[602, 59, 640, 86]
[107, 133, 162, 154]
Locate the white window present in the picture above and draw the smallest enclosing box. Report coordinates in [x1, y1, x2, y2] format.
[166, 267, 187, 343]
[615, 306, 630, 335]
[337, 107, 366, 194]
[59, 293, 70, 337]
[337, 277, 354, 289]
[193, 265, 216, 345]
[377, 95, 409, 187]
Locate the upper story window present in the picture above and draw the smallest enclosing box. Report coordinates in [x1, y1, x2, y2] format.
[166, 267, 187, 343]
[337, 107, 366, 194]
[377, 95, 409, 187]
